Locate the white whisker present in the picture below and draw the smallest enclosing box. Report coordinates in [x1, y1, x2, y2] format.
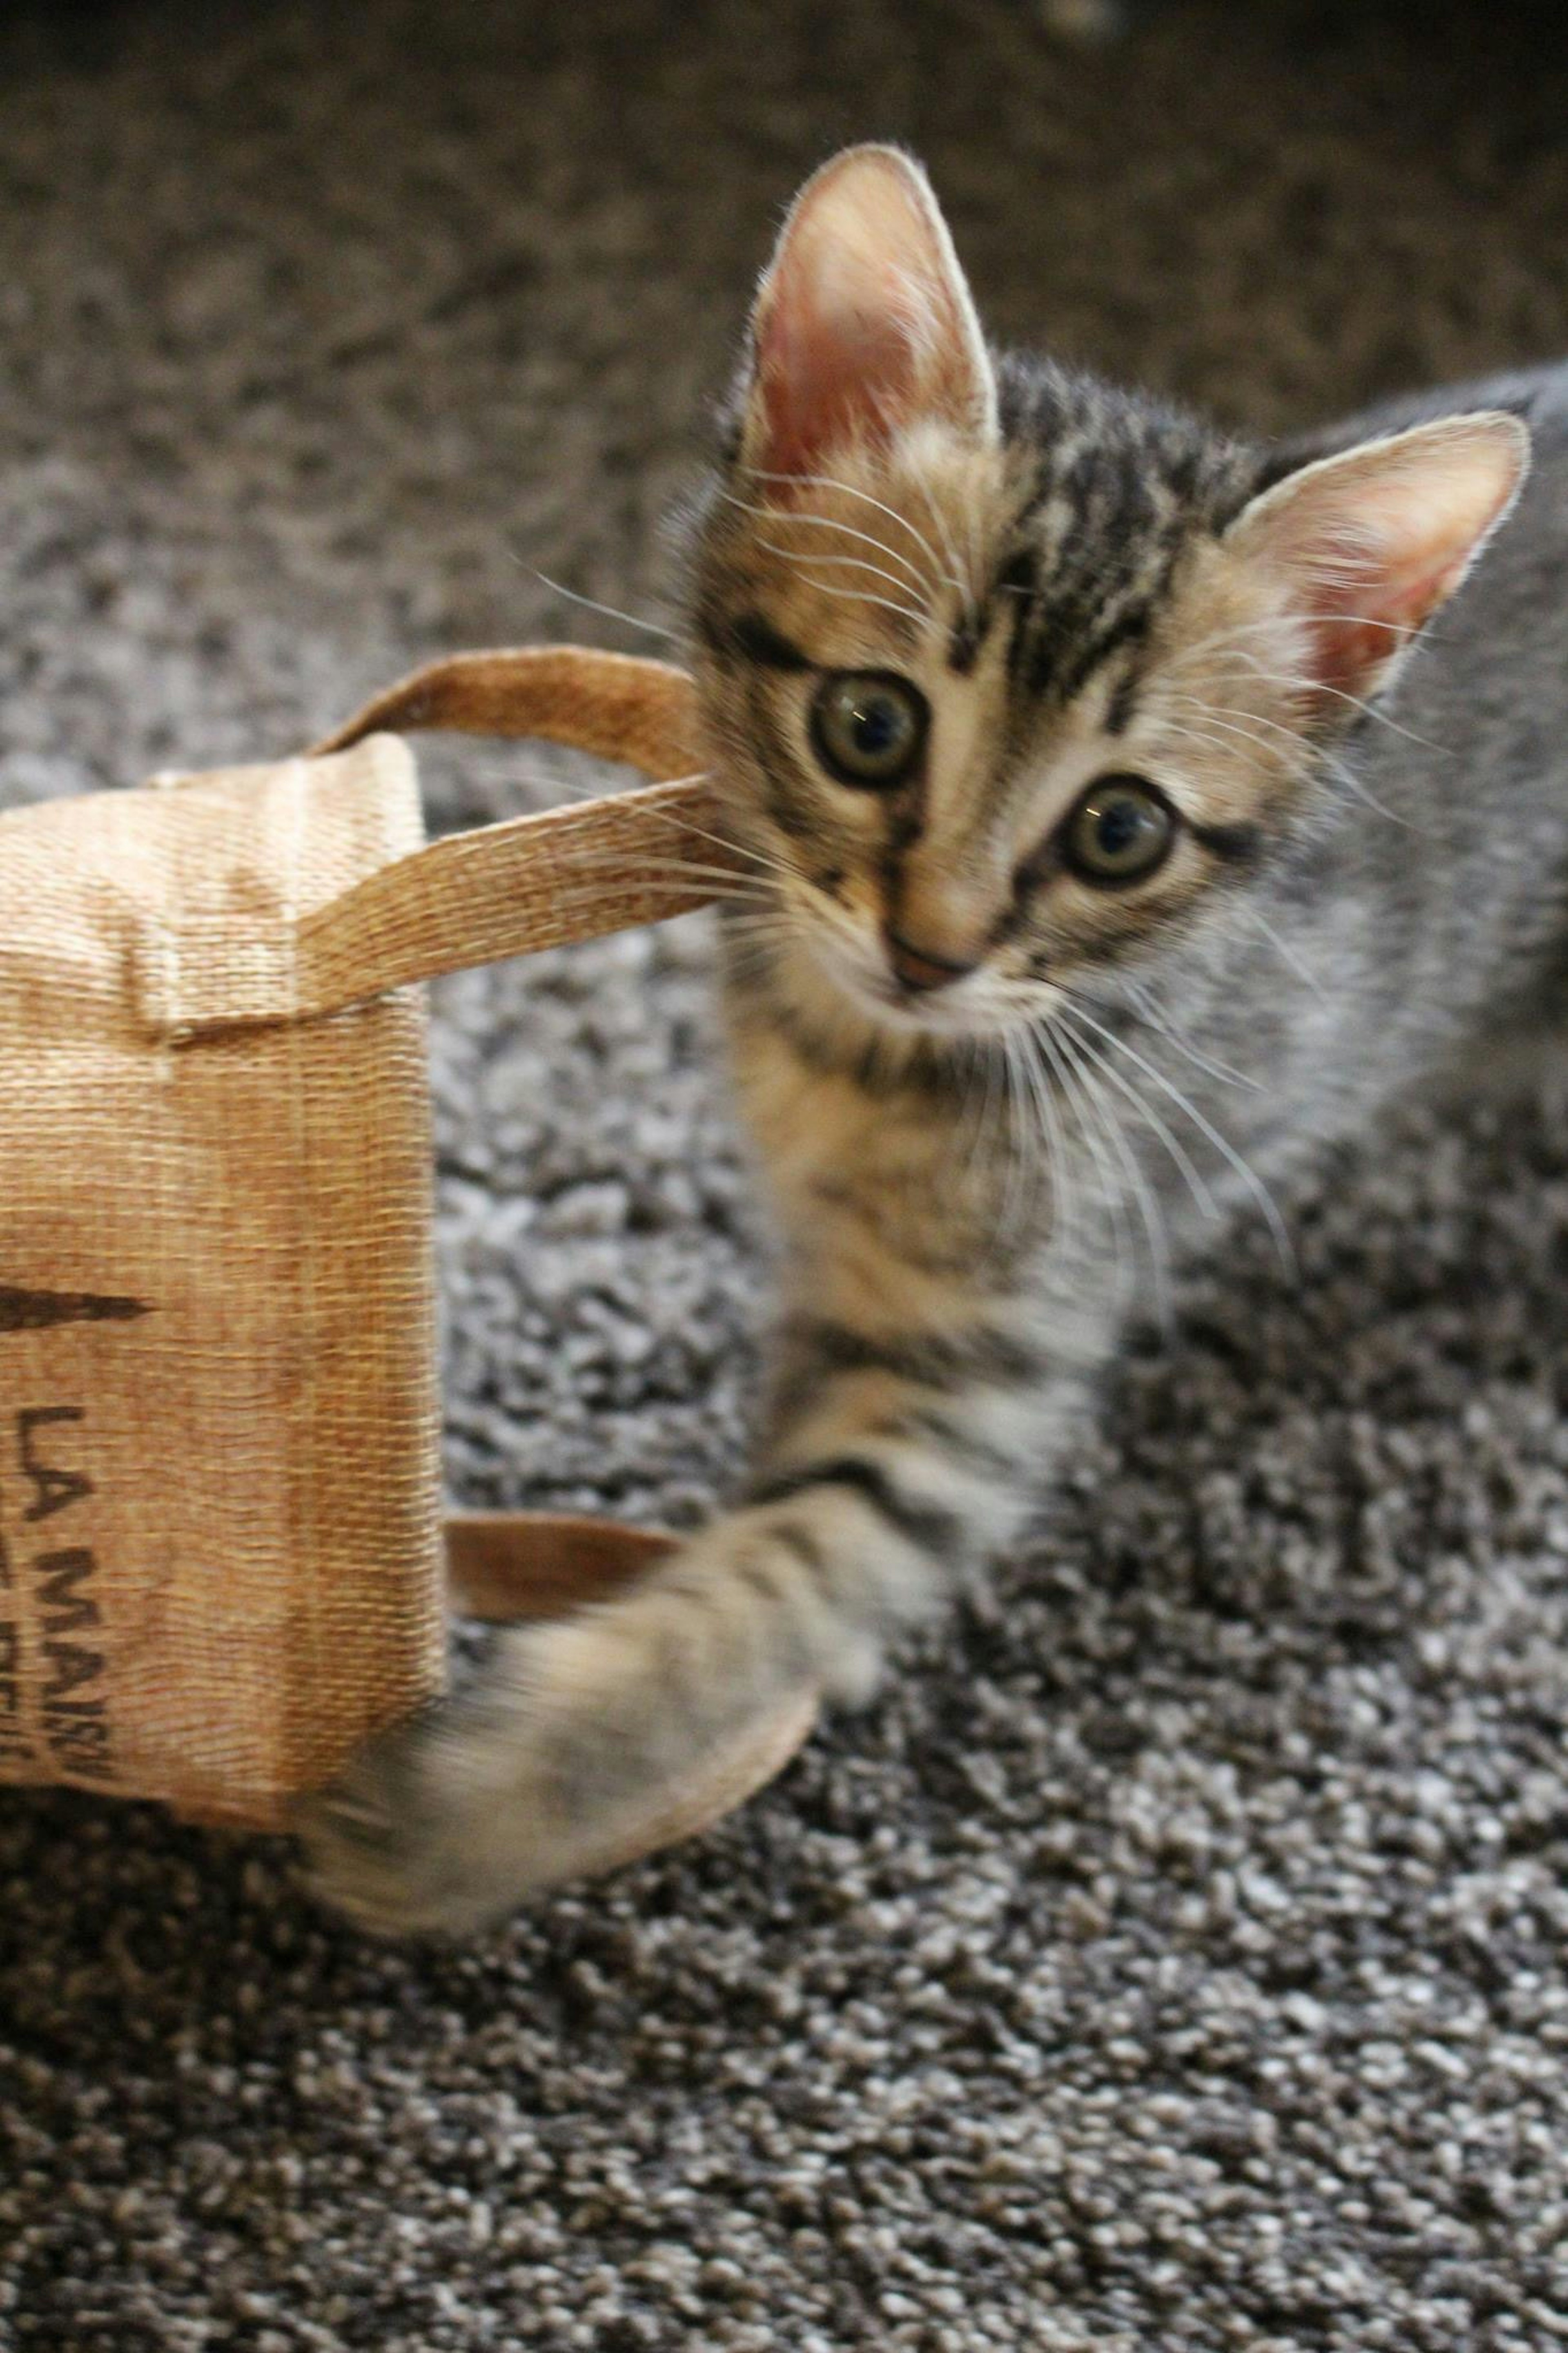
[750, 538, 935, 612]
[743, 466, 952, 594]
[995, 1031, 1031, 1237]
[1212, 662, 1452, 759]
[1058, 997, 1295, 1276]
[1159, 697, 1418, 832]
[1123, 978, 1260, 1092]
[1051, 1021, 1171, 1334]
[1014, 1020, 1076, 1266]
[911, 469, 982, 609]
[719, 491, 934, 597]
[1039, 1019, 1131, 1293]
[1057, 1011, 1220, 1224]
[1160, 611, 1445, 685]
[751, 558, 931, 631]
[563, 852, 777, 900]
[953, 1033, 995, 1188]
[1227, 902, 1328, 1007]
[595, 787, 812, 890]
[528, 568, 678, 642]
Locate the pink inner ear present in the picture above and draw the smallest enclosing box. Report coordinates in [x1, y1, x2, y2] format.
[1304, 611, 1401, 709]
[755, 279, 923, 480]
[741, 147, 996, 482]
[1302, 545, 1468, 708]
[1244, 417, 1527, 716]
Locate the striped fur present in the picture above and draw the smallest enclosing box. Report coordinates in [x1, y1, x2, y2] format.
[305, 150, 1549, 1936]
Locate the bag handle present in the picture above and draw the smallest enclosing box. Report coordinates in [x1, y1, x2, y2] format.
[307, 642, 699, 772]
[294, 645, 737, 1019]
[163, 647, 739, 1039]
[443, 1508, 676, 1618]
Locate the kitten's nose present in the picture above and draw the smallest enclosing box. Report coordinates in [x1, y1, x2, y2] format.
[884, 928, 981, 995]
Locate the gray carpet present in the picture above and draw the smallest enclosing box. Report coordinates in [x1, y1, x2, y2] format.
[3, 3, 1568, 2346]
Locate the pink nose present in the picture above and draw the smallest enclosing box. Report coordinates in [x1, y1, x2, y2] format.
[884, 929, 981, 995]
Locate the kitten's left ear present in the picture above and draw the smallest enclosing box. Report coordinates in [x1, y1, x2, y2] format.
[1225, 411, 1530, 714]
[740, 144, 998, 480]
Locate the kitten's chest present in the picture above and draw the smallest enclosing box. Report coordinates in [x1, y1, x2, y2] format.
[732, 1017, 1025, 1277]
[735, 1018, 947, 1174]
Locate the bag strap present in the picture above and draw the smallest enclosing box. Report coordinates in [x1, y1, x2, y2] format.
[162, 647, 739, 1039]
[307, 643, 699, 773]
[293, 645, 735, 1020]
[442, 1508, 675, 1619]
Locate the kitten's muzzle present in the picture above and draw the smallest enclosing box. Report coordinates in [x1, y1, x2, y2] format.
[883, 927, 982, 995]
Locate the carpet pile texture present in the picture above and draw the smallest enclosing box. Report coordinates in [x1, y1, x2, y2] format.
[2, 4, 1566, 2346]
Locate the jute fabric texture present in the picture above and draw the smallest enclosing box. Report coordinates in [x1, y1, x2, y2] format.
[0, 646, 715, 1827]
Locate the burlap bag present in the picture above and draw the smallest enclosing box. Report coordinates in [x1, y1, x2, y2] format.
[0, 647, 811, 1845]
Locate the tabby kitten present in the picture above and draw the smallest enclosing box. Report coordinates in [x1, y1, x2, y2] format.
[308, 145, 1562, 1936]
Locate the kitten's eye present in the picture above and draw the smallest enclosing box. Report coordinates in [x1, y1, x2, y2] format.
[1060, 776, 1176, 886]
[811, 672, 928, 788]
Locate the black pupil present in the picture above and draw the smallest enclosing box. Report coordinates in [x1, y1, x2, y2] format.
[851, 695, 901, 756]
[1096, 796, 1147, 857]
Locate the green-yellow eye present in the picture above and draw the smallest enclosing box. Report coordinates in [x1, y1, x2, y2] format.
[811, 672, 928, 788]
[1061, 776, 1176, 885]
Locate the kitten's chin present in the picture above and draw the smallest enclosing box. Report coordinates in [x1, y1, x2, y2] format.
[857, 986, 990, 1041]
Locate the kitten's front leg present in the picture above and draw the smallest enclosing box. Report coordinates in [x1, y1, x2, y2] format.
[304, 1303, 1087, 1937]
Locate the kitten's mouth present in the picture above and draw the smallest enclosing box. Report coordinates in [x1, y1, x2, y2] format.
[762, 882, 1011, 1040]
[807, 932, 996, 1039]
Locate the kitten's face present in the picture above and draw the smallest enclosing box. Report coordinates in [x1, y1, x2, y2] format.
[690, 147, 1524, 1049]
[694, 421, 1301, 1042]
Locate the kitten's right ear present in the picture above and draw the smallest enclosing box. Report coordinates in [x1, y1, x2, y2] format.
[738, 145, 998, 482]
[1224, 411, 1530, 715]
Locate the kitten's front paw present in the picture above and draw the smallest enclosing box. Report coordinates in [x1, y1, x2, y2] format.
[298, 1697, 536, 1940]
[298, 1599, 820, 1939]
